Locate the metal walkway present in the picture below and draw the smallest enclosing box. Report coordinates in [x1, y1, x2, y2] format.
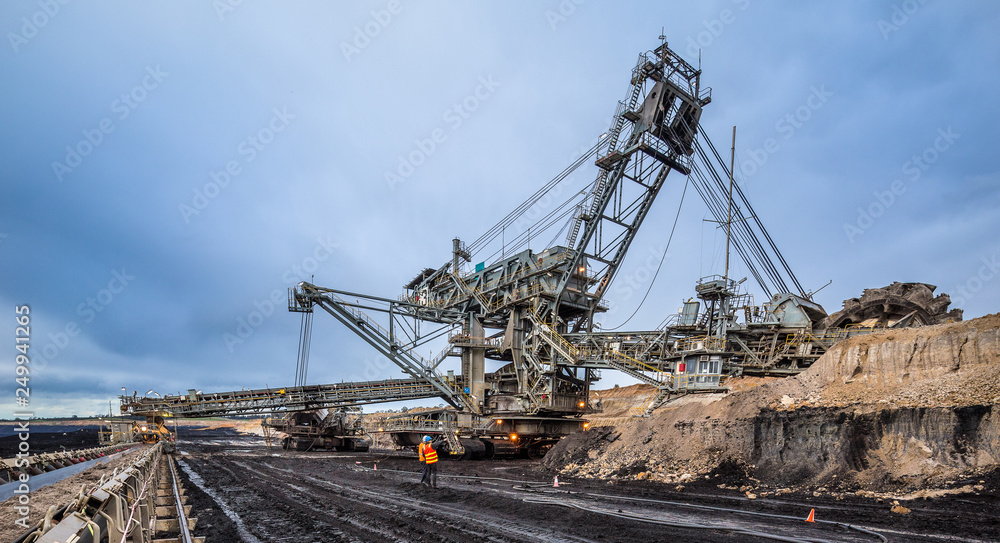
[122, 378, 446, 418]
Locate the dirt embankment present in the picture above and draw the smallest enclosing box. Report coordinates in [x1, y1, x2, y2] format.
[547, 313, 1000, 495]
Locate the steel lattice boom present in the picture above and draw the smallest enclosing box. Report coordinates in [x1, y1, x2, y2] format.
[121, 378, 443, 418]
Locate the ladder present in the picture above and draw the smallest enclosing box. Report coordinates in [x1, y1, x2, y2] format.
[566, 66, 646, 249]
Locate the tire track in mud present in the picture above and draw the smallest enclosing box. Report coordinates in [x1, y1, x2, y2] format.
[188, 455, 389, 542]
[250, 460, 599, 543]
[183, 438, 781, 542]
[332, 465, 880, 543]
[176, 430, 999, 542]
[176, 458, 263, 543]
[184, 445, 841, 542]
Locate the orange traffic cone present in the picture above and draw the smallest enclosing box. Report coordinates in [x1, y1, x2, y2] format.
[374, 463, 377, 471]
[553, 476, 559, 488]
[805, 509, 816, 523]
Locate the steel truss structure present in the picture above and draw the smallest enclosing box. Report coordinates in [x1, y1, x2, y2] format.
[122, 39, 958, 449]
[122, 378, 444, 418]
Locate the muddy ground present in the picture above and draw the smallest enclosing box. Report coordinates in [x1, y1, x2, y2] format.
[173, 428, 998, 542]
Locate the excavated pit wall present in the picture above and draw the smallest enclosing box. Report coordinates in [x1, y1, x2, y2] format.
[547, 314, 1000, 490]
[748, 405, 999, 487]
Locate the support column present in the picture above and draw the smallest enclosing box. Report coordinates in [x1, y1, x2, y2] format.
[461, 314, 486, 413]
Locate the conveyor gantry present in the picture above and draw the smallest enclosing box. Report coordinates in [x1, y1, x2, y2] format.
[121, 378, 448, 418]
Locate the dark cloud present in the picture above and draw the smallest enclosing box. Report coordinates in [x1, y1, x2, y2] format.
[2, 1, 998, 416]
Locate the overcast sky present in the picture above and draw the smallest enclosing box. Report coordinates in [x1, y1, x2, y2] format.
[3, 1, 999, 417]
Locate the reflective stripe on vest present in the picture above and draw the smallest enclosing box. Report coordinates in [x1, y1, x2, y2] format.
[421, 443, 438, 464]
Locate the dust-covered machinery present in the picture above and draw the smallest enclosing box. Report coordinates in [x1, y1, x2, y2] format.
[100, 416, 176, 452]
[263, 407, 370, 451]
[823, 282, 962, 328]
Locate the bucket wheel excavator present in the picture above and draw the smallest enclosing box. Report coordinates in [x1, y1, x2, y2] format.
[823, 282, 963, 329]
[121, 37, 963, 452]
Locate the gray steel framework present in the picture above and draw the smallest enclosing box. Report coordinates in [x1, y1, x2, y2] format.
[121, 378, 444, 418]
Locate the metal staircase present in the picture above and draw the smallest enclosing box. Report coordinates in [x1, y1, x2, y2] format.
[566, 68, 647, 249]
[526, 310, 581, 363]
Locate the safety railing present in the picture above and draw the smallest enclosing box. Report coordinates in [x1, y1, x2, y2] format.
[377, 414, 455, 433]
[406, 252, 582, 310]
[785, 323, 888, 348]
[628, 406, 649, 418]
[842, 323, 887, 336]
[379, 419, 448, 433]
[404, 253, 609, 315]
[627, 370, 730, 417]
[673, 372, 728, 390]
[576, 345, 662, 375]
[447, 334, 503, 349]
[527, 310, 583, 362]
[608, 350, 662, 374]
[123, 377, 447, 417]
[328, 292, 392, 340]
[785, 331, 833, 347]
[675, 335, 726, 352]
[483, 251, 572, 287]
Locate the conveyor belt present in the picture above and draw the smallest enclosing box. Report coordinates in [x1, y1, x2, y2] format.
[122, 378, 445, 418]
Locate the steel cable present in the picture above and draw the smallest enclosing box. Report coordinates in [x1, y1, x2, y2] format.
[601, 177, 690, 331]
[468, 138, 606, 256]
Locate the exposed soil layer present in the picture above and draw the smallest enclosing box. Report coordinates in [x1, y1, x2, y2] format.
[549, 313, 1000, 496]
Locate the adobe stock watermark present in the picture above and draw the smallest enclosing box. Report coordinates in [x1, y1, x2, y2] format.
[51, 65, 168, 182]
[545, 0, 587, 30]
[347, 355, 395, 383]
[385, 75, 501, 191]
[843, 127, 959, 243]
[510, 126, 610, 237]
[212, 0, 245, 21]
[7, 0, 71, 53]
[950, 254, 999, 308]
[603, 244, 669, 322]
[685, 0, 751, 58]
[31, 268, 136, 371]
[738, 84, 833, 179]
[178, 107, 295, 223]
[877, 0, 930, 41]
[222, 236, 339, 353]
[513, 181, 568, 237]
[340, 0, 403, 62]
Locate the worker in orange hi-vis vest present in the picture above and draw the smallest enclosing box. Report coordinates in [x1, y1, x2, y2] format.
[418, 435, 439, 488]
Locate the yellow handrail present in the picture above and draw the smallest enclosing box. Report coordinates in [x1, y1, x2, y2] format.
[675, 336, 725, 352]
